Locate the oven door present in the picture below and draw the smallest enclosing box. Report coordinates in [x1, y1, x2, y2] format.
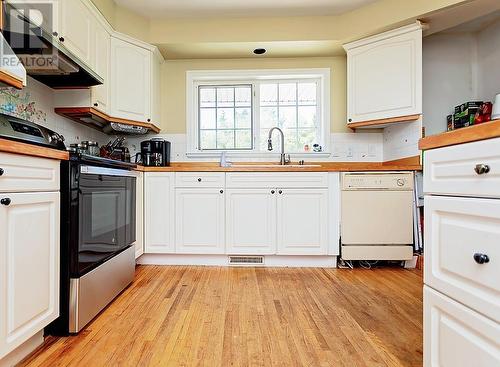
[77, 166, 136, 275]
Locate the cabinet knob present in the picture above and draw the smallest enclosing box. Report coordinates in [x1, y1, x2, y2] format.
[271, 190, 275, 194]
[52, 31, 58, 37]
[59, 36, 65, 42]
[0, 198, 11, 206]
[94, 102, 98, 107]
[348, 118, 352, 122]
[0, 168, 4, 176]
[278, 190, 283, 194]
[197, 178, 202, 182]
[147, 118, 151, 122]
[473, 253, 490, 264]
[220, 190, 224, 194]
[474, 164, 490, 175]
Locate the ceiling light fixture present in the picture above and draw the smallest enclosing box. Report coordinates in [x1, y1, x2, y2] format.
[253, 48, 266, 55]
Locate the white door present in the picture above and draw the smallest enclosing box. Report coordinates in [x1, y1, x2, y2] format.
[59, 0, 93, 68]
[424, 286, 500, 367]
[345, 25, 422, 123]
[0, 192, 60, 358]
[91, 20, 110, 113]
[175, 189, 225, 254]
[144, 173, 174, 253]
[134, 172, 144, 259]
[226, 189, 277, 255]
[277, 189, 329, 255]
[110, 37, 151, 122]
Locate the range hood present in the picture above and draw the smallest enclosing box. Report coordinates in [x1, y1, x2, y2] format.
[2, 2, 103, 88]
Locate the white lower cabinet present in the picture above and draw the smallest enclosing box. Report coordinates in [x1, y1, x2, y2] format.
[226, 189, 277, 254]
[424, 286, 500, 367]
[175, 188, 225, 254]
[144, 173, 175, 253]
[277, 189, 329, 255]
[0, 192, 60, 358]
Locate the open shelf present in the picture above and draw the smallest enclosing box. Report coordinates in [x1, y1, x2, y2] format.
[419, 119, 500, 150]
[55, 107, 161, 135]
[348, 114, 421, 129]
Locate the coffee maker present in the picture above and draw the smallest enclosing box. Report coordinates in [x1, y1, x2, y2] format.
[139, 138, 171, 166]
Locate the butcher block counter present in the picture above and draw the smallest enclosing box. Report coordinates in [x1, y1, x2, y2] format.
[0, 138, 69, 160]
[135, 157, 422, 172]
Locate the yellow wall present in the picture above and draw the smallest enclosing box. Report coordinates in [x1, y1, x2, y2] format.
[161, 57, 348, 134]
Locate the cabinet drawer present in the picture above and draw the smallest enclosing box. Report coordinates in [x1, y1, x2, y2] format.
[226, 172, 328, 188]
[0, 152, 60, 193]
[424, 286, 500, 367]
[175, 172, 225, 188]
[424, 137, 500, 198]
[425, 195, 500, 322]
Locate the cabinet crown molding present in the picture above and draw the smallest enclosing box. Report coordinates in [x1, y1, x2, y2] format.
[343, 21, 425, 51]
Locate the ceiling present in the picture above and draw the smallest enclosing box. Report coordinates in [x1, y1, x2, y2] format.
[114, 0, 379, 19]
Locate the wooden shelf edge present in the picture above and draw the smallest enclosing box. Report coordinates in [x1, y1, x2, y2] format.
[348, 114, 421, 129]
[419, 119, 500, 151]
[54, 107, 161, 134]
[0, 138, 69, 160]
[0, 70, 24, 89]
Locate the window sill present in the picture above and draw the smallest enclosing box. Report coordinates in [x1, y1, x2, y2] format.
[185, 151, 332, 159]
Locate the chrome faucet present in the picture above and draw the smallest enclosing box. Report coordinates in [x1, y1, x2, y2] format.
[267, 127, 290, 165]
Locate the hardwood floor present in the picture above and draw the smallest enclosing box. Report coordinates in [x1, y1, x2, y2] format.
[22, 266, 423, 367]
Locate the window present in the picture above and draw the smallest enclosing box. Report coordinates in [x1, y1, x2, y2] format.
[187, 69, 330, 156]
[198, 85, 253, 150]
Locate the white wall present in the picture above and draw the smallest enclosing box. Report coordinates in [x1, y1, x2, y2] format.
[0, 77, 109, 146]
[423, 19, 500, 136]
[477, 19, 500, 102]
[422, 33, 477, 136]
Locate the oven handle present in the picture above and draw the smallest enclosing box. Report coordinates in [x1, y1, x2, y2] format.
[80, 165, 137, 177]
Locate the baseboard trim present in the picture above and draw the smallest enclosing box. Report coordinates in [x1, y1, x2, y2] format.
[137, 254, 338, 268]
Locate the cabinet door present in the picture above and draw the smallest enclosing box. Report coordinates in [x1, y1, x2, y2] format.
[91, 20, 110, 113]
[144, 173, 174, 253]
[150, 50, 162, 125]
[277, 189, 328, 255]
[110, 37, 151, 122]
[226, 189, 277, 255]
[346, 25, 422, 123]
[424, 286, 500, 367]
[134, 172, 144, 259]
[59, 0, 93, 68]
[0, 192, 59, 358]
[175, 189, 225, 254]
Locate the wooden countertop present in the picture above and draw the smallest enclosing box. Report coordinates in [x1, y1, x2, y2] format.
[0, 138, 69, 160]
[419, 119, 500, 151]
[135, 159, 422, 172]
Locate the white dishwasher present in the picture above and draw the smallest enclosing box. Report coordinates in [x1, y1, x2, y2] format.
[341, 172, 414, 261]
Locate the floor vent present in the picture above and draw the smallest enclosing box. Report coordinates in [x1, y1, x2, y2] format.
[228, 256, 264, 266]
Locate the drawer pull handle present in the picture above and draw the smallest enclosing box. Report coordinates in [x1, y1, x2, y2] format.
[197, 178, 202, 182]
[474, 164, 490, 175]
[1, 198, 11, 206]
[0, 168, 4, 176]
[220, 190, 224, 194]
[473, 253, 490, 264]
[271, 190, 275, 194]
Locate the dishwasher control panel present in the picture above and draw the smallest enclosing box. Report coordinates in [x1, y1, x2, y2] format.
[342, 172, 414, 190]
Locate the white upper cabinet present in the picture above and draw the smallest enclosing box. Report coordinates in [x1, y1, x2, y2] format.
[59, 0, 94, 69]
[344, 22, 423, 124]
[90, 18, 110, 113]
[277, 189, 329, 255]
[226, 189, 277, 255]
[110, 36, 152, 123]
[151, 49, 163, 125]
[0, 192, 60, 358]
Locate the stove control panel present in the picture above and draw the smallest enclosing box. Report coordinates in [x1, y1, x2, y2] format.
[342, 172, 414, 190]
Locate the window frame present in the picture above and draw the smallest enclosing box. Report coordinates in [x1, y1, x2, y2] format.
[186, 68, 331, 158]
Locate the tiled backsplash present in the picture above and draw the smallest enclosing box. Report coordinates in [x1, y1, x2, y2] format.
[0, 77, 109, 146]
